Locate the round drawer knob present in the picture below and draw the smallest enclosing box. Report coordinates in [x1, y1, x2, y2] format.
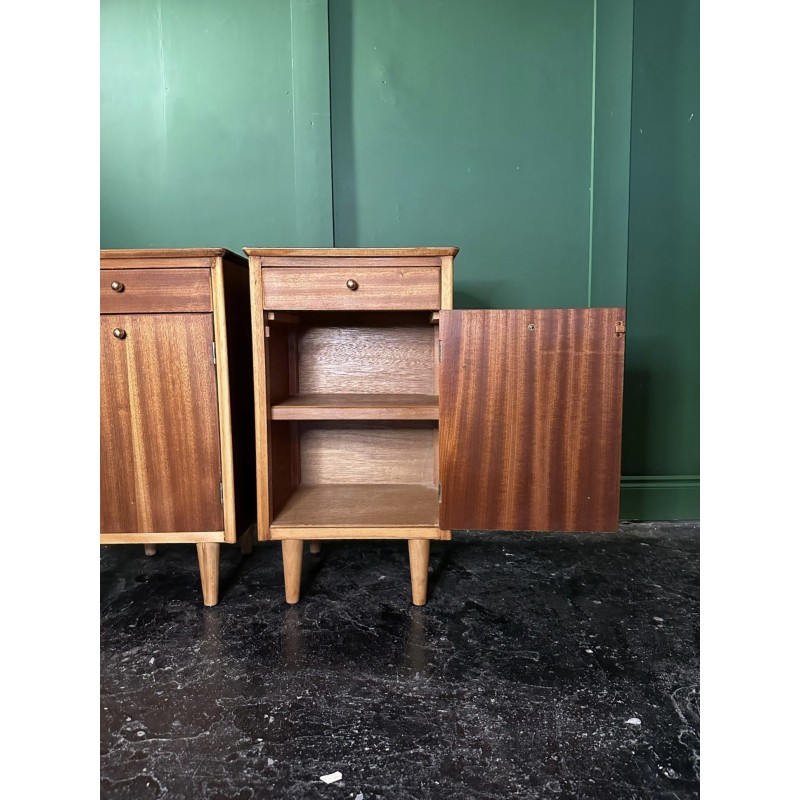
[113, 328, 127, 340]
[110, 281, 125, 293]
[346, 279, 358, 291]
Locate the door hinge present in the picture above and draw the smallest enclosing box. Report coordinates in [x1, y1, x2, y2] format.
[615, 321, 626, 336]
[438, 340, 442, 363]
[438, 483, 442, 503]
[219, 481, 224, 505]
[212, 341, 217, 364]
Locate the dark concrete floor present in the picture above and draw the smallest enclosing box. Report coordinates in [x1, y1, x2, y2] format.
[101, 523, 699, 799]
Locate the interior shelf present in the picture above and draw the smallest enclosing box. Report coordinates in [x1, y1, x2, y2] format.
[270, 484, 439, 528]
[271, 393, 439, 420]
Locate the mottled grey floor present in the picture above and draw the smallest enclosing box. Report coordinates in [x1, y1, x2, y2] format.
[100, 523, 699, 799]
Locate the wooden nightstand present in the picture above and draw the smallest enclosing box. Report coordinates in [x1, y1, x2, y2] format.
[246, 247, 626, 606]
[100, 248, 256, 605]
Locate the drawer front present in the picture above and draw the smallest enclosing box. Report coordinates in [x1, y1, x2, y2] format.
[262, 267, 440, 310]
[100, 269, 212, 314]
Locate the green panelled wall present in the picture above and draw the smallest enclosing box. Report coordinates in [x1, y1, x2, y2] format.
[621, 0, 700, 518]
[101, 0, 333, 248]
[100, 0, 699, 519]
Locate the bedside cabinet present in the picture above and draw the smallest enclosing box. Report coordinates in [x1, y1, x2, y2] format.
[246, 247, 626, 606]
[100, 249, 255, 605]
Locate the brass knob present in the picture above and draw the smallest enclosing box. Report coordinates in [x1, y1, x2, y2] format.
[113, 328, 126, 340]
[110, 280, 125, 293]
[346, 279, 358, 291]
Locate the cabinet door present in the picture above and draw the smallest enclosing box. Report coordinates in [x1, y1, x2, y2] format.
[439, 309, 625, 532]
[100, 314, 224, 533]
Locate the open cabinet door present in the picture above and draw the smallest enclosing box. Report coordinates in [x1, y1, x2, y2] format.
[439, 309, 625, 532]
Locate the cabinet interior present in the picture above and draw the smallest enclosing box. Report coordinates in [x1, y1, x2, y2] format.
[265, 311, 440, 529]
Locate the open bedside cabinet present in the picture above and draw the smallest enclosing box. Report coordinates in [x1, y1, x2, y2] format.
[246, 247, 626, 606]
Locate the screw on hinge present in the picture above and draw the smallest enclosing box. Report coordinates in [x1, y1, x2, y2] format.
[219, 481, 224, 505]
[615, 321, 626, 336]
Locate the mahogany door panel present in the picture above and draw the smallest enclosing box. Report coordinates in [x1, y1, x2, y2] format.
[439, 308, 626, 532]
[100, 314, 224, 533]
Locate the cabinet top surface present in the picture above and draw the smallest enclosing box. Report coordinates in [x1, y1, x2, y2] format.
[101, 248, 247, 265]
[244, 247, 459, 257]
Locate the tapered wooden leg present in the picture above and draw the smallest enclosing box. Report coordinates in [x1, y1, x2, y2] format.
[143, 544, 157, 556]
[408, 539, 430, 606]
[309, 542, 321, 554]
[196, 543, 220, 606]
[282, 540, 303, 604]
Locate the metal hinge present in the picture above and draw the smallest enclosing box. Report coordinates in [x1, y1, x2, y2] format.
[219, 481, 224, 505]
[212, 341, 217, 364]
[438, 483, 442, 503]
[615, 321, 626, 336]
[438, 340, 442, 363]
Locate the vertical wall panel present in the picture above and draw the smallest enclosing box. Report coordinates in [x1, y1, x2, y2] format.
[330, 0, 596, 310]
[101, 0, 333, 250]
[621, 0, 700, 518]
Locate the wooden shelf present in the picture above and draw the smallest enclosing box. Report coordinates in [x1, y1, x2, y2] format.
[270, 484, 439, 529]
[271, 393, 439, 420]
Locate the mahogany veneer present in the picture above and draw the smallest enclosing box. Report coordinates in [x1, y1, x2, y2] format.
[99, 248, 256, 606]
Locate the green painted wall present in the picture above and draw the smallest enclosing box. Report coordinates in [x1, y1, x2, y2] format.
[621, 0, 700, 518]
[101, 0, 333, 249]
[100, 0, 699, 519]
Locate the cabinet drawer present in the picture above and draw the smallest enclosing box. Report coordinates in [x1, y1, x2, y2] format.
[100, 269, 212, 314]
[262, 267, 440, 310]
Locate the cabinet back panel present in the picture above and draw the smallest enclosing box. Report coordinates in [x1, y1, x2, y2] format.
[297, 313, 435, 394]
[298, 421, 436, 485]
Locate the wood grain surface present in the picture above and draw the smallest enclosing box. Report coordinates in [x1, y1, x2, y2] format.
[297, 314, 436, 394]
[439, 308, 626, 532]
[270, 484, 439, 528]
[263, 267, 440, 310]
[100, 268, 212, 314]
[298, 421, 437, 485]
[245, 247, 458, 257]
[100, 314, 223, 533]
[271, 393, 438, 420]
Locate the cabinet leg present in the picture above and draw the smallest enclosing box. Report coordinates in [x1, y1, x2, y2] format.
[408, 540, 430, 606]
[282, 540, 303, 604]
[196, 543, 220, 607]
[309, 542, 321, 554]
[240, 525, 254, 556]
[143, 544, 157, 557]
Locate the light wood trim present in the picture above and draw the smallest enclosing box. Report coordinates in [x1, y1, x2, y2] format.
[267, 312, 300, 324]
[261, 257, 442, 268]
[430, 312, 440, 322]
[270, 528, 446, 540]
[196, 543, 220, 606]
[282, 540, 303, 604]
[440, 255, 454, 310]
[100, 532, 225, 544]
[249, 256, 271, 540]
[245, 247, 459, 257]
[271, 393, 439, 421]
[101, 248, 247, 263]
[100, 257, 215, 270]
[408, 539, 431, 606]
[212, 257, 237, 543]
